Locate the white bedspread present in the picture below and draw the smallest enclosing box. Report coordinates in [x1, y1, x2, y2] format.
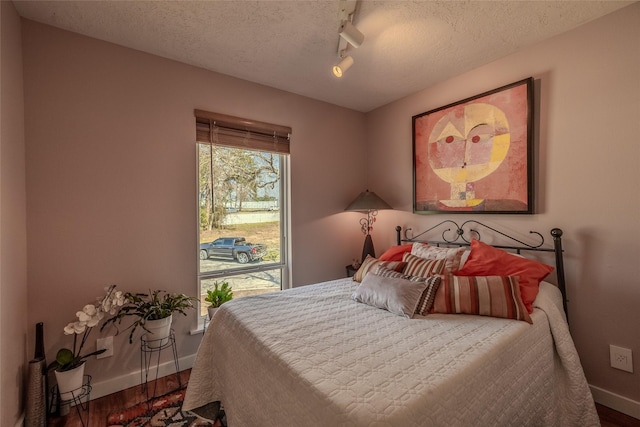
[184, 279, 598, 426]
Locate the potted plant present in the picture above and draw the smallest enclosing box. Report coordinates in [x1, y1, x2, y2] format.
[102, 289, 197, 348]
[204, 281, 233, 320]
[50, 284, 124, 400]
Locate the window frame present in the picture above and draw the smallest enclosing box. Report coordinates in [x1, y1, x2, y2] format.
[194, 141, 289, 332]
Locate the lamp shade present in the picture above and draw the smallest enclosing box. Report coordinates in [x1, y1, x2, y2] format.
[345, 190, 392, 212]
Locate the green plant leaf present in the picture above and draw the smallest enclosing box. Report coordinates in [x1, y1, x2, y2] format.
[56, 348, 74, 366]
[205, 281, 233, 308]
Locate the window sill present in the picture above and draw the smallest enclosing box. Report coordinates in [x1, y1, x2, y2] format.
[190, 317, 208, 335]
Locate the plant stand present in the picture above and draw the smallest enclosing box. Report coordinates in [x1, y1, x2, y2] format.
[49, 374, 92, 427]
[140, 329, 181, 403]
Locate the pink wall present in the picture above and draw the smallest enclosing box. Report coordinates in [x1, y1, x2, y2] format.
[1, 1, 28, 423]
[12, 1, 640, 416]
[366, 3, 640, 407]
[21, 20, 366, 390]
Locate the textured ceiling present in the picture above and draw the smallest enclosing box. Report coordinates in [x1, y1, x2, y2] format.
[13, 0, 633, 112]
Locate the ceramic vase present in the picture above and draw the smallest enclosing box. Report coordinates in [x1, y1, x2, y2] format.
[144, 314, 172, 348]
[54, 362, 85, 401]
[207, 307, 218, 321]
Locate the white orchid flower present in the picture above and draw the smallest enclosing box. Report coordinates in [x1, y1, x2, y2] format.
[63, 322, 77, 335]
[83, 304, 97, 316]
[100, 286, 125, 314]
[72, 321, 87, 334]
[102, 289, 126, 314]
[59, 285, 127, 369]
[76, 311, 90, 322]
[86, 313, 102, 327]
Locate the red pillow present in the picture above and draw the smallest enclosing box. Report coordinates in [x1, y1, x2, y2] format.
[455, 240, 553, 313]
[378, 244, 413, 262]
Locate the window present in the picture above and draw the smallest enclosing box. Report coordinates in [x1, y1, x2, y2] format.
[195, 110, 290, 320]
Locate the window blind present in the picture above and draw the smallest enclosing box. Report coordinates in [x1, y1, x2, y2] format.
[195, 109, 291, 154]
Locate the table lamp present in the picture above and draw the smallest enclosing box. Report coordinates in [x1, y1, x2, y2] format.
[345, 190, 392, 262]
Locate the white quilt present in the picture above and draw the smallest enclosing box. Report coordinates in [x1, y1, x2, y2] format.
[184, 279, 599, 426]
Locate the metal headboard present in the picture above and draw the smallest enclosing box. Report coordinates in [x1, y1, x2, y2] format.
[395, 220, 567, 317]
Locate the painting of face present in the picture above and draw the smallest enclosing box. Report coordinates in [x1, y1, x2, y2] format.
[428, 103, 510, 207]
[413, 78, 533, 213]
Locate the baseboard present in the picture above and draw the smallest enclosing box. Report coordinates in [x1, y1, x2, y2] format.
[90, 353, 196, 400]
[591, 384, 640, 420]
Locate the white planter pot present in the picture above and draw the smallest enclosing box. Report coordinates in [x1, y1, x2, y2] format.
[207, 307, 218, 321]
[144, 314, 172, 348]
[55, 362, 85, 401]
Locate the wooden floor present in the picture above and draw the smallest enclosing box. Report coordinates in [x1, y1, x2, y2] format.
[598, 404, 640, 427]
[48, 369, 639, 427]
[48, 370, 192, 427]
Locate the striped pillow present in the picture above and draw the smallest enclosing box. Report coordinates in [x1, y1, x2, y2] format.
[432, 275, 532, 323]
[352, 255, 407, 282]
[415, 276, 442, 316]
[402, 253, 446, 278]
[375, 266, 442, 315]
[374, 265, 422, 281]
[455, 239, 553, 314]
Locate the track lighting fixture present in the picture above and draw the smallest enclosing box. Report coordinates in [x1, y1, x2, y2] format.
[333, 54, 354, 78]
[339, 20, 364, 48]
[331, 0, 363, 78]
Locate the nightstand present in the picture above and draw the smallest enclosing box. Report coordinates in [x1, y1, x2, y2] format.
[346, 265, 358, 278]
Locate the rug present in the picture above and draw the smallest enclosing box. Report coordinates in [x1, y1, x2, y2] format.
[107, 388, 224, 427]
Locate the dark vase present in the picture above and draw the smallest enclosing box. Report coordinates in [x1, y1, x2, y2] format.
[25, 323, 47, 427]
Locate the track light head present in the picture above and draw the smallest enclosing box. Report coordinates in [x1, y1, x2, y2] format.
[339, 20, 364, 48]
[332, 55, 354, 78]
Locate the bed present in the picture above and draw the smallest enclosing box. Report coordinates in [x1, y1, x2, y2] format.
[183, 221, 599, 426]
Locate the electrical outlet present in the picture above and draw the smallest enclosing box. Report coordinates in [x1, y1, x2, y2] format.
[610, 345, 633, 373]
[96, 336, 114, 359]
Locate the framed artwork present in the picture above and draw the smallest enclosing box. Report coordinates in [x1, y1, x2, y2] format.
[413, 77, 534, 214]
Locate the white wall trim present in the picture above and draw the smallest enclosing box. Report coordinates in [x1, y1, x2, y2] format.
[591, 384, 640, 420]
[89, 353, 196, 400]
